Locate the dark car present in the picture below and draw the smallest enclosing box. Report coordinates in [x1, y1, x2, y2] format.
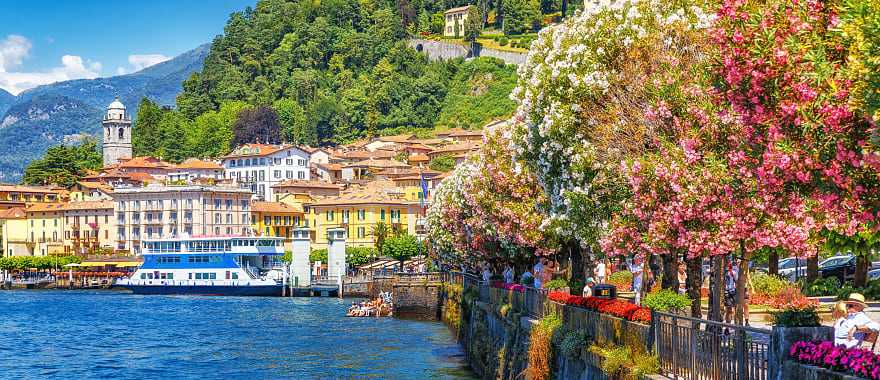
[819, 255, 856, 283]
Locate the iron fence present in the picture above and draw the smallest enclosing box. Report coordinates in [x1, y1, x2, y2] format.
[654, 311, 770, 380]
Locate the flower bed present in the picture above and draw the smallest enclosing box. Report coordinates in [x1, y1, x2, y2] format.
[548, 291, 651, 324]
[790, 340, 880, 379]
[491, 281, 526, 293]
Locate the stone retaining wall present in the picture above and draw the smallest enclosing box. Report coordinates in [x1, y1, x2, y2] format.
[406, 39, 527, 65]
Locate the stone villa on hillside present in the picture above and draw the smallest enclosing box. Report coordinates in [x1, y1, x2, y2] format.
[444, 6, 471, 37]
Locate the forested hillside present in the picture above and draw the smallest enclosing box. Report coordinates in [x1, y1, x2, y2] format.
[134, 0, 519, 160]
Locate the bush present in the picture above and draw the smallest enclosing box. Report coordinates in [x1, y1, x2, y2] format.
[309, 249, 327, 264]
[346, 246, 379, 267]
[544, 278, 569, 291]
[559, 329, 589, 360]
[802, 277, 840, 297]
[772, 308, 821, 327]
[642, 289, 691, 312]
[498, 36, 509, 46]
[590, 344, 660, 378]
[608, 270, 633, 289]
[751, 272, 789, 296]
[520, 275, 535, 286]
[527, 312, 562, 380]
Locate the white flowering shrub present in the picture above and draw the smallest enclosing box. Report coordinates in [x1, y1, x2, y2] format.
[509, 0, 715, 245]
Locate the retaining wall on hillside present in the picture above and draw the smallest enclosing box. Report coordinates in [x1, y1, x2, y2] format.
[406, 39, 527, 65]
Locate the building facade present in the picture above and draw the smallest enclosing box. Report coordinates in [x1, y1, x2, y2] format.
[102, 98, 132, 166]
[112, 185, 253, 254]
[25, 203, 65, 256]
[307, 192, 423, 250]
[61, 201, 116, 256]
[444, 6, 471, 37]
[222, 144, 311, 201]
[0, 208, 28, 257]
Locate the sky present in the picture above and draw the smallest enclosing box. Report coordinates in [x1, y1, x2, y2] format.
[0, 0, 256, 95]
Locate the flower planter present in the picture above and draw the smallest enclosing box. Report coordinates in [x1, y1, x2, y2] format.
[769, 326, 833, 380]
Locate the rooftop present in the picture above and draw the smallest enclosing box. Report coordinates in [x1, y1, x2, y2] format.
[59, 200, 114, 211]
[251, 201, 304, 214]
[176, 158, 223, 170]
[271, 180, 342, 190]
[445, 5, 471, 14]
[344, 159, 410, 169]
[223, 143, 306, 159]
[0, 184, 60, 194]
[0, 207, 26, 219]
[112, 184, 252, 195]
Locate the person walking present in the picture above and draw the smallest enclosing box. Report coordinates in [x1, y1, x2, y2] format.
[629, 256, 644, 305]
[595, 260, 607, 284]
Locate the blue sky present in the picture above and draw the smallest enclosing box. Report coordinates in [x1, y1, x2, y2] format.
[0, 0, 256, 95]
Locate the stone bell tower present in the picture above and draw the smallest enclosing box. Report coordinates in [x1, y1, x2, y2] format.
[102, 97, 132, 167]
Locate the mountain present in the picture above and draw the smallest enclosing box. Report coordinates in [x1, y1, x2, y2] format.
[0, 89, 13, 117]
[0, 44, 210, 182]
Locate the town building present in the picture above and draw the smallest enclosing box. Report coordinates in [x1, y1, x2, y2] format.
[69, 182, 113, 202]
[0, 185, 65, 210]
[110, 156, 177, 179]
[112, 185, 253, 254]
[0, 208, 28, 256]
[314, 163, 343, 182]
[221, 144, 311, 201]
[272, 180, 343, 198]
[250, 201, 305, 241]
[342, 159, 410, 181]
[25, 203, 65, 256]
[444, 6, 471, 37]
[60, 200, 116, 256]
[168, 158, 225, 183]
[306, 181, 425, 250]
[102, 98, 133, 167]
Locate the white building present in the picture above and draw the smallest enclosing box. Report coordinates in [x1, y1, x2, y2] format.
[102, 98, 132, 166]
[168, 158, 226, 183]
[221, 144, 311, 201]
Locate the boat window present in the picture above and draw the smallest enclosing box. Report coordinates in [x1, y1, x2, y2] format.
[195, 273, 202, 280]
[148, 273, 154, 279]
[140, 273, 146, 279]
[167, 273, 173, 280]
[160, 273, 167, 280]
[232, 272, 238, 279]
[209, 273, 217, 280]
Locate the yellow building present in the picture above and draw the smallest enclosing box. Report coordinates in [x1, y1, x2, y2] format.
[24, 203, 65, 256]
[0, 208, 29, 257]
[0, 184, 66, 210]
[250, 201, 306, 241]
[60, 200, 116, 256]
[307, 191, 423, 250]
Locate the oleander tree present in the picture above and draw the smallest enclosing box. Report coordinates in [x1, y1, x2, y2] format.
[509, 0, 717, 282]
[426, 161, 480, 266]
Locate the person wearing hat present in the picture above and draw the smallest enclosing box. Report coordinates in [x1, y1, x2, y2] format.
[834, 293, 879, 348]
[582, 277, 596, 297]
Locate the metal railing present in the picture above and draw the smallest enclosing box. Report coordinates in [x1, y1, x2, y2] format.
[654, 311, 770, 380]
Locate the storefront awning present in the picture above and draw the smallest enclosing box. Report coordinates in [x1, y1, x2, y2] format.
[79, 261, 141, 267]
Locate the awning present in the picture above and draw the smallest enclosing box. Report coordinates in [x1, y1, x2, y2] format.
[79, 261, 142, 267]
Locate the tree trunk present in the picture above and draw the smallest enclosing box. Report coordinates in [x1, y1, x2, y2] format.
[686, 257, 702, 318]
[855, 253, 870, 288]
[495, 0, 504, 29]
[561, 0, 568, 18]
[768, 250, 779, 276]
[735, 242, 748, 326]
[567, 239, 584, 286]
[807, 247, 819, 282]
[661, 253, 679, 291]
[709, 255, 724, 323]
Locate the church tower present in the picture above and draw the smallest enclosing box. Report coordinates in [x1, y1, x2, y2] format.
[102, 97, 132, 166]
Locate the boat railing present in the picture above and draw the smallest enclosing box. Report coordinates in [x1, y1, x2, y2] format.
[117, 279, 267, 286]
[243, 265, 261, 280]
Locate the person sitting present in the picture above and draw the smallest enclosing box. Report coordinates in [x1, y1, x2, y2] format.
[582, 277, 596, 297]
[836, 293, 880, 348]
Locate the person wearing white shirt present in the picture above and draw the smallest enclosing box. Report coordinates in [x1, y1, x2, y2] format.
[835, 294, 880, 348]
[533, 259, 545, 289]
[595, 261, 606, 284]
[481, 265, 492, 283]
[629, 257, 644, 305]
[582, 277, 596, 297]
[502, 265, 514, 284]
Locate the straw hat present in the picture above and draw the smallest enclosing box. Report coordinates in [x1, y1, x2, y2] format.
[846, 293, 869, 309]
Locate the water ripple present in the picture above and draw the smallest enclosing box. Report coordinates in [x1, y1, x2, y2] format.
[0, 290, 474, 379]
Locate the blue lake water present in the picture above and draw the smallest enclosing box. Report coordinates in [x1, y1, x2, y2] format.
[0, 290, 474, 379]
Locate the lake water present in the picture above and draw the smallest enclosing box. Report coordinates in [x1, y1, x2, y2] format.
[0, 290, 474, 379]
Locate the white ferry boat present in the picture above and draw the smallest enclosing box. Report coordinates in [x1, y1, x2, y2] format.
[115, 236, 286, 296]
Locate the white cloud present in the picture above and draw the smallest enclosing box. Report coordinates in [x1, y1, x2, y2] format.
[0, 35, 102, 95]
[127, 54, 170, 71]
[116, 66, 127, 75]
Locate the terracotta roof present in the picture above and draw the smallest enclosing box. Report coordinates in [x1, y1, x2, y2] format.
[115, 156, 174, 169]
[341, 150, 396, 160]
[176, 158, 223, 170]
[308, 191, 410, 207]
[430, 142, 481, 155]
[445, 5, 471, 14]
[271, 180, 342, 190]
[404, 143, 434, 151]
[344, 159, 410, 169]
[409, 154, 430, 162]
[376, 167, 440, 177]
[315, 163, 343, 171]
[26, 203, 66, 212]
[448, 129, 484, 138]
[60, 200, 113, 211]
[435, 128, 466, 137]
[0, 207, 26, 219]
[408, 138, 447, 146]
[251, 201, 304, 214]
[378, 134, 416, 143]
[223, 143, 305, 159]
[0, 184, 60, 194]
[344, 140, 370, 149]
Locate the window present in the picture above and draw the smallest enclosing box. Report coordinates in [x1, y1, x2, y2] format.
[274, 170, 282, 179]
[343, 210, 350, 223]
[226, 214, 232, 224]
[232, 272, 239, 279]
[188, 256, 210, 263]
[286, 158, 294, 165]
[245, 159, 251, 166]
[297, 171, 305, 179]
[230, 160, 236, 167]
[259, 171, 265, 181]
[242, 213, 249, 224]
[358, 227, 365, 238]
[264, 216, 271, 226]
[298, 159, 307, 166]
[274, 216, 281, 225]
[327, 211, 334, 221]
[214, 199, 221, 209]
[259, 158, 266, 165]
[358, 209, 366, 220]
[241, 200, 249, 210]
[117, 201, 126, 210]
[225, 199, 232, 210]
[284, 216, 290, 225]
[286, 171, 293, 179]
[274, 158, 282, 165]
[380, 209, 386, 220]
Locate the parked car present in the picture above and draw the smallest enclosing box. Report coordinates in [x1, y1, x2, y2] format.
[778, 257, 808, 282]
[869, 268, 880, 282]
[819, 255, 856, 283]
